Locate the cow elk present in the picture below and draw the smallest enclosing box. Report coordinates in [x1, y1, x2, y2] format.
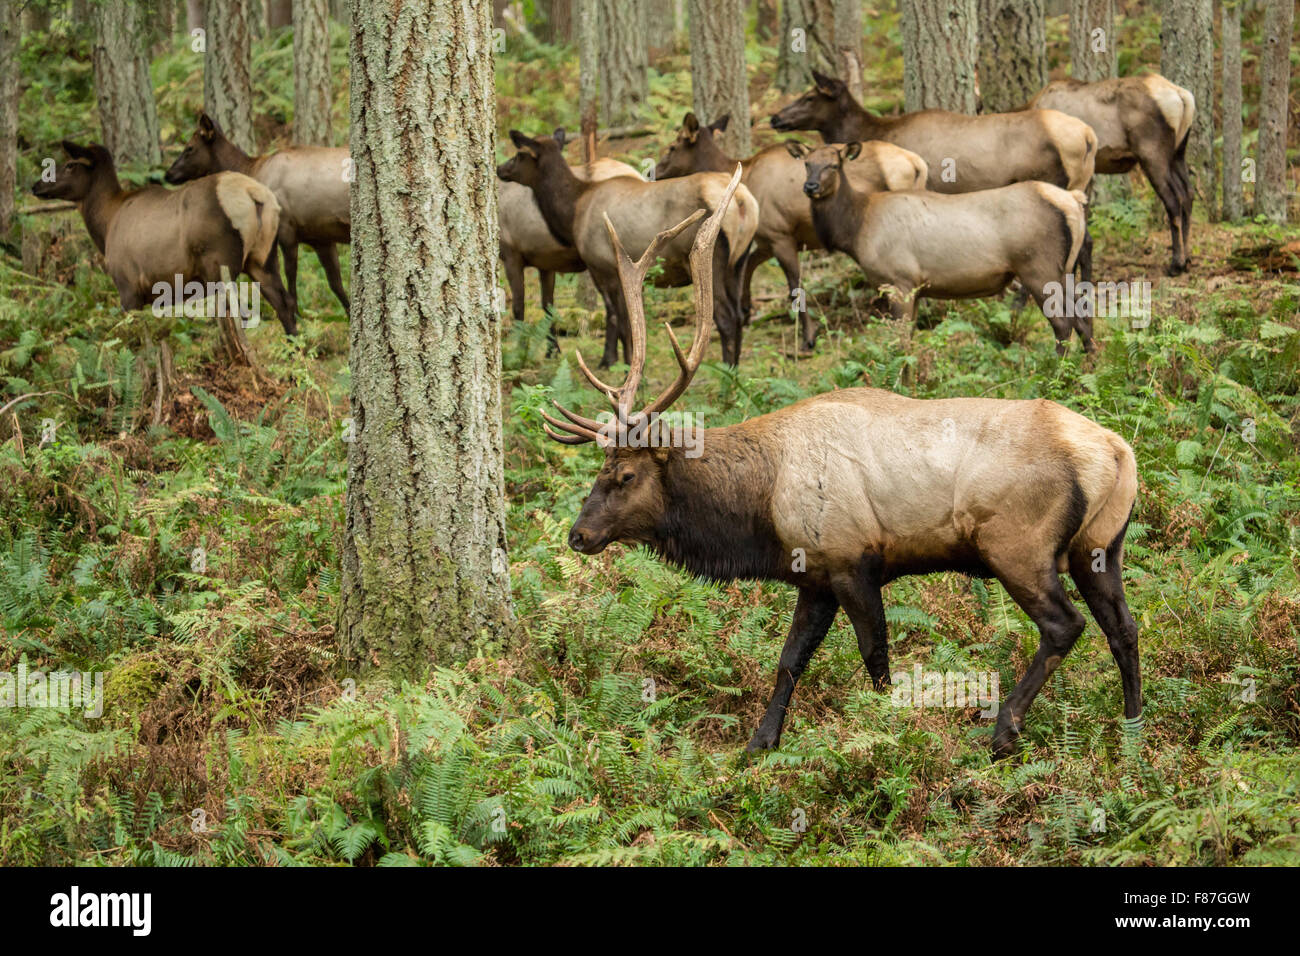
[32, 140, 296, 335]
[497, 129, 758, 367]
[797, 142, 1094, 353]
[654, 112, 927, 351]
[165, 113, 351, 316]
[1029, 75, 1195, 275]
[771, 70, 1097, 195]
[543, 168, 1141, 758]
[499, 151, 641, 353]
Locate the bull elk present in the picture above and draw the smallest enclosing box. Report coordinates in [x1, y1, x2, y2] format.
[1029, 75, 1195, 275]
[771, 70, 1097, 195]
[543, 167, 1141, 758]
[654, 112, 926, 351]
[32, 140, 296, 335]
[497, 128, 758, 367]
[165, 113, 350, 316]
[797, 142, 1094, 353]
[499, 152, 641, 353]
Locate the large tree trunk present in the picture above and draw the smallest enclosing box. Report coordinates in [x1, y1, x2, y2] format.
[646, 0, 675, 52]
[833, 0, 864, 104]
[1220, 1, 1243, 222]
[902, 0, 978, 114]
[342, 0, 512, 672]
[597, 0, 647, 125]
[1254, 0, 1295, 224]
[0, 2, 17, 238]
[689, 0, 751, 157]
[977, 0, 1045, 113]
[756, 0, 778, 42]
[577, 0, 598, 162]
[268, 0, 292, 28]
[293, 0, 331, 144]
[187, 0, 205, 33]
[775, 0, 835, 94]
[204, 0, 257, 153]
[1069, 0, 1114, 81]
[91, 1, 163, 166]
[1160, 0, 1213, 207]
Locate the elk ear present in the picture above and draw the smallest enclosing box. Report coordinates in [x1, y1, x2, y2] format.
[813, 70, 842, 97]
[710, 114, 731, 134]
[784, 140, 809, 159]
[61, 140, 89, 159]
[552, 127, 568, 149]
[197, 112, 217, 139]
[682, 112, 701, 143]
[842, 141, 862, 162]
[509, 129, 540, 156]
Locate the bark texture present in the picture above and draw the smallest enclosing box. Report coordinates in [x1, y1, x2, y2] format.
[187, 0, 205, 33]
[578, 0, 597, 161]
[1160, 0, 1214, 205]
[977, 0, 1046, 113]
[268, 0, 292, 28]
[1069, 0, 1114, 81]
[1220, 1, 1243, 221]
[204, 0, 257, 153]
[0, 2, 17, 237]
[342, 0, 512, 672]
[902, 0, 978, 113]
[293, 0, 332, 144]
[597, 0, 647, 125]
[689, 0, 751, 157]
[91, 1, 163, 166]
[1255, 0, 1295, 223]
[775, 0, 835, 94]
[833, 0, 864, 103]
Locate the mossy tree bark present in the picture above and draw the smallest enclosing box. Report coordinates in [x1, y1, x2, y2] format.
[1255, 0, 1295, 224]
[901, 0, 978, 114]
[1069, 0, 1114, 81]
[341, 0, 513, 674]
[91, 1, 163, 166]
[597, 0, 647, 125]
[292, 0, 332, 144]
[977, 0, 1045, 113]
[775, 0, 835, 94]
[1220, 1, 1243, 221]
[689, 0, 751, 157]
[204, 0, 257, 153]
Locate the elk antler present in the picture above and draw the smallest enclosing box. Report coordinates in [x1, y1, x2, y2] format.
[541, 164, 744, 448]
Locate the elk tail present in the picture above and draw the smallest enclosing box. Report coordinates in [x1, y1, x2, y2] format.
[214, 172, 282, 270]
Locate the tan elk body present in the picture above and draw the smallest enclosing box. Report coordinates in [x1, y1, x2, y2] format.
[543, 167, 1142, 758]
[654, 113, 927, 349]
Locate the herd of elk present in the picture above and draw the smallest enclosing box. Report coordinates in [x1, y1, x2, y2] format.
[543, 168, 1142, 758]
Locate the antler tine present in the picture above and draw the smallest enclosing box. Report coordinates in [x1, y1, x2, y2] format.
[550, 399, 605, 433]
[603, 208, 706, 424]
[540, 407, 610, 446]
[639, 163, 744, 418]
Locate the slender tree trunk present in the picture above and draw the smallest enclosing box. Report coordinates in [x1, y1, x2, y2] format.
[544, 0, 573, 44]
[329, 0, 349, 28]
[902, 0, 978, 113]
[646, 0, 674, 52]
[157, 0, 175, 51]
[1069, 0, 1114, 81]
[1160, 0, 1214, 207]
[833, 0, 864, 104]
[689, 0, 751, 157]
[91, 1, 163, 166]
[756, 0, 778, 42]
[21, 3, 50, 34]
[597, 0, 647, 125]
[977, 0, 1045, 113]
[0, 2, 18, 238]
[577, 0, 598, 162]
[1220, 1, 1243, 221]
[776, 0, 835, 94]
[293, 0, 331, 144]
[187, 0, 205, 33]
[1255, 0, 1295, 224]
[343, 0, 512, 672]
[268, 0, 292, 28]
[204, 0, 257, 153]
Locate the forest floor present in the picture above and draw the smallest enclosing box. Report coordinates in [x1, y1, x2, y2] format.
[1, 13, 1298, 865]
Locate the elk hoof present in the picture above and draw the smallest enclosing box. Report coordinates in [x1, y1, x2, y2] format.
[991, 714, 1021, 760]
[1166, 261, 1188, 277]
[745, 728, 779, 752]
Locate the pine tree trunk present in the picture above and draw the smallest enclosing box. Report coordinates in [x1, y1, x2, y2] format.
[977, 0, 1045, 113]
[597, 0, 647, 125]
[204, 0, 257, 154]
[577, 0, 598, 161]
[342, 0, 512, 672]
[293, 0, 331, 144]
[329, 0, 349, 27]
[268, 0, 292, 28]
[187, 0, 205, 33]
[1255, 0, 1295, 224]
[1069, 0, 1114, 81]
[92, 1, 163, 166]
[157, 0, 175, 51]
[1220, 1, 1243, 222]
[0, 2, 17, 238]
[689, 0, 751, 157]
[1160, 0, 1213, 207]
[647, 0, 674, 52]
[833, 0, 864, 104]
[756, 0, 778, 42]
[775, 0, 835, 94]
[902, 0, 978, 114]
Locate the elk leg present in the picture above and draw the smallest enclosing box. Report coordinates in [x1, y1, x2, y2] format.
[712, 241, 741, 367]
[740, 238, 774, 327]
[831, 557, 891, 689]
[502, 247, 526, 325]
[1024, 271, 1077, 355]
[313, 242, 350, 314]
[1173, 153, 1192, 269]
[280, 238, 301, 317]
[1069, 530, 1141, 721]
[591, 273, 624, 368]
[748, 587, 839, 752]
[539, 268, 559, 356]
[769, 236, 815, 352]
[247, 245, 298, 337]
[1141, 158, 1186, 275]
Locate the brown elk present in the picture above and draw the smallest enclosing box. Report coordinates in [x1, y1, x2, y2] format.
[797, 142, 1094, 353]
[771, 70, 1097, 195]
[497, 128, 758, 367]
[543, 166, 1141, 758]
[499, 154, 641, 353]
[653, 112, 927, 351]
[32, 141, 296, 334]
[165, 113, 350, 316]
[1029, 75, 1195, 275]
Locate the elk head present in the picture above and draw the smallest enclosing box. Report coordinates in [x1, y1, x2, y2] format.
[164, 113, 225, 184]
[31, 141, 114, 202]
[543, 166, 743, 555]
[653, 112, 730, 179]
[800, 141, 860, 199]
[771, 70, 848, 133]
[496, 128, 568, 188]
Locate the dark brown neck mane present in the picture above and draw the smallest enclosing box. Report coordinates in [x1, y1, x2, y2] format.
[530, 151, 590, 246]
[821, 94, 888, 143]
[210, 135, 259, 177]
[809, 168, 865, 256]
[78, 167, 128, 255]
